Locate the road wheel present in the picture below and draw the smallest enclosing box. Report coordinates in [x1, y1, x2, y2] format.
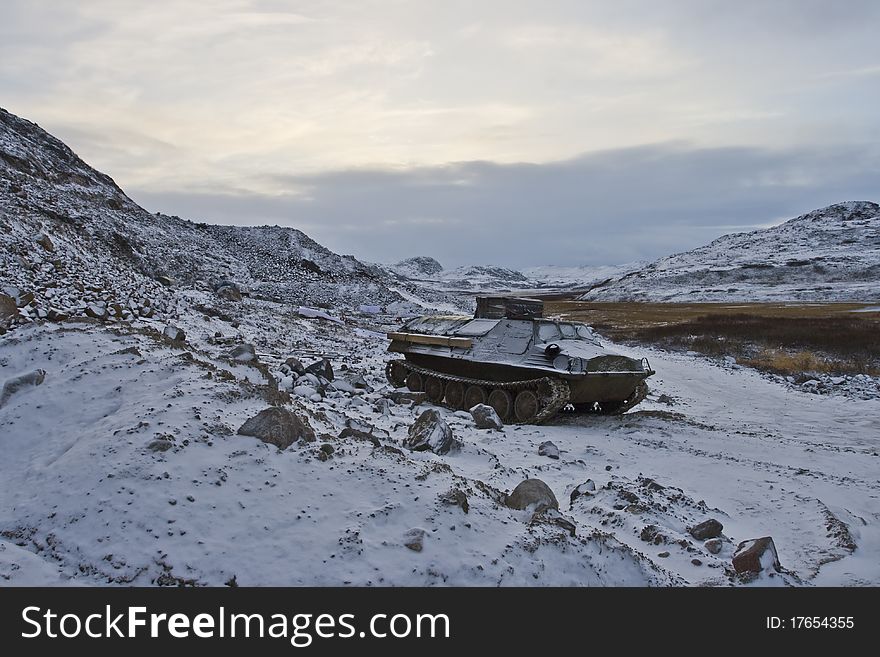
[445, 380, 465, 409]
[488, 389, 513, 422]
[425, 376, 445, 403]
[385, 360, 407, 387]
[464, 385, 487, 410]
[514, 389, 540, 423]
[406, 371, 423, 392]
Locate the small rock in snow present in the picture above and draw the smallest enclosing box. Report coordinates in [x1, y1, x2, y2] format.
[439, 488, 469, 514]
[163, 325, 186, 343]
[388, 390, 427, 405]
[704, 538, 723, 555]
[305, 358, 334, 381]
[85, 303, 109, 320]
[293, 385, 317, 399]
[0, 369, 47, 408]
[237, 407, 316, 449]
[470, 403, 503, 430]
[147, 438, 173, 452]
[227, 343, 256, 362]
[329, 379, 355, 393]
[689, 518, 724, 540]
[733, 536, 781, 574]
[405, 409, 456, 455]
[403, 528, 426, 552]
[569, 480, 596, 505]
[538, 440, 560, 459]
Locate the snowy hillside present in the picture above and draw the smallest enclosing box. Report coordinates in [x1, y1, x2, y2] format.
[0, 107, 458, 320]
[581, 202, 880, 301]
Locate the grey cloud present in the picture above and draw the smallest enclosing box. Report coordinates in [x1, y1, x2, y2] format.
[129, 143, 880, 268]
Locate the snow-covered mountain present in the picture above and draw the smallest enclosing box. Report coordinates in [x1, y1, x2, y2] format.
[581, 202, 880, 302]
[387, 257, 636, 294]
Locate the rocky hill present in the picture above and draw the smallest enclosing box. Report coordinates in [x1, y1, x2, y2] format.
[580, 201, 880, 302]
[0, 107, 441, 333]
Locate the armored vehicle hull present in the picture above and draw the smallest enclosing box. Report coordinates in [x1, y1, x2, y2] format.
[385, 297, 654, 424]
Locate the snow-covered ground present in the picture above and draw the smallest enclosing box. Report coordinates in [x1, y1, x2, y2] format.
[2, 298, 877, 586]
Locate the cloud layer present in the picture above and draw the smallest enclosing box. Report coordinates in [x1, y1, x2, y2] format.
[2, 1, 879, 266]
[131, 142, 880, 267]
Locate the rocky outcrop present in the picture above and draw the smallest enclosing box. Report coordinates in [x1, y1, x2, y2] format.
[237, 407, 316, 449]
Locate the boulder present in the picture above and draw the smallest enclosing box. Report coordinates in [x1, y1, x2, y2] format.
[405, 409, 456, 455]
[85, 303, 109, 320]
[305, 358, 334, 381]
[704, 538, 723, 555]
[292, 385, 318, 399]
[0, 293, 16, 322]
[689, 518, 724, 540]
[227, 343, 257, 362]
[0, 369, 47, 408]
[163, 325, 186, 343]
[237, 407, 316, 449]
[506, 478, 558, 512]
[732, 536, 781, 574]
[15, 291, 35, 307]
[538, 440, 560, 459]
[284, 356, 306, 375]
[470, 403, 503, 430]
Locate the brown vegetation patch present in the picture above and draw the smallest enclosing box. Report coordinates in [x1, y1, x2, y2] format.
[546, 301, 880, 376]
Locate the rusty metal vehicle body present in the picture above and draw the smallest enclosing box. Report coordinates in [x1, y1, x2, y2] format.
[385, 297, 654, 424]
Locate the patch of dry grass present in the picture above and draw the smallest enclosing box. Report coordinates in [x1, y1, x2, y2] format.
[546, 301, 880, 376]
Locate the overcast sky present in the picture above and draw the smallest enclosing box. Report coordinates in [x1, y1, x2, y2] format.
[3, 0, 879, 267]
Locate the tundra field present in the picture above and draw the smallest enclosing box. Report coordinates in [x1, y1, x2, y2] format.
[546, 301, 880, 378]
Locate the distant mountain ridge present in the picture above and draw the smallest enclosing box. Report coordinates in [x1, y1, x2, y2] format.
[580, 201, 880, 302]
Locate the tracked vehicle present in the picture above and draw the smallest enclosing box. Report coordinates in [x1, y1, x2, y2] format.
[385, 297, 654, 424]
